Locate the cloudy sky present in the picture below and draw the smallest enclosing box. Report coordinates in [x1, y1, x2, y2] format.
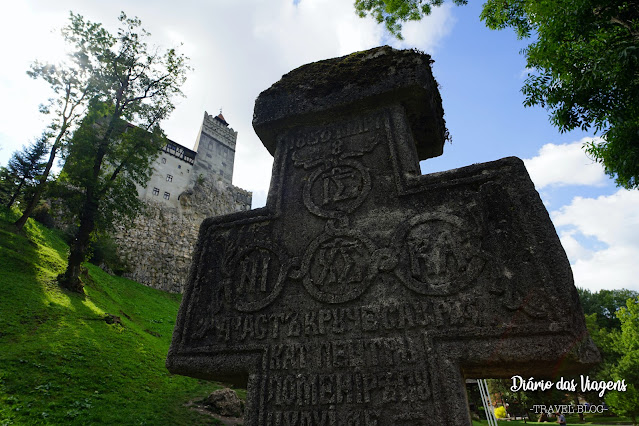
[1, 0, 637, 293]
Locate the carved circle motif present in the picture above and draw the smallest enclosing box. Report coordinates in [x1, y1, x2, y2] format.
[301, 230, 375, 304]
[393, 213, 485, 296]
[232, 244, 287, 312]
[303, 160, 371, 218]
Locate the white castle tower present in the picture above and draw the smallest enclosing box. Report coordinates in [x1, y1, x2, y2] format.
[191, 111, 237, 186]
[116, 111, 251, 293]
[138, 111, 244, 208]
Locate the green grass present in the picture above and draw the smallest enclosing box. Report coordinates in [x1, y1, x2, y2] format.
[0, 207, 227, 425]
[3, 207, 634, 426]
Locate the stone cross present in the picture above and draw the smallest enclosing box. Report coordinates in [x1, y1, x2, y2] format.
[167, 46, 599, 425]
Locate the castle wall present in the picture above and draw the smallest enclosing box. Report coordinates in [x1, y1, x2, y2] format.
[139, 141, 196, 208]
[111, 110, 251, 293]
[112, 177, 251, 293]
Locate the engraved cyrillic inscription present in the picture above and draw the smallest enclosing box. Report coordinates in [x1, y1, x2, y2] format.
[287, 113, 384, 218]
[239, 249, 271, 294]
[266, 370, 431, 407]
[194, 299, 484, 346]
[408, 220, 460, 284]
[265, 409, 382, 426]
[263, 366, 433, 425]
[287, 113, 384, 162]
[314, 237, 363, 287]
[267, 336, 420, 370]
[322, 165, 359, 205]
[265, 409, 338, 426]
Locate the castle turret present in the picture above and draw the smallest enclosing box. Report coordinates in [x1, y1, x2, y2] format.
[191, 111, 237, 186]
[113, 110, 251, 293]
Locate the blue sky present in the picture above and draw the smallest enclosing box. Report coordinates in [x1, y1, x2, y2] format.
[0, 0, 637, 292]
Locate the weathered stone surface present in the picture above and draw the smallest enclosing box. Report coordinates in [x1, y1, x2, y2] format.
[253, 46, 446, 161]
[167, 46, 599, 425]
[204, 388, 245, 418]
[112, 176, 250, 293]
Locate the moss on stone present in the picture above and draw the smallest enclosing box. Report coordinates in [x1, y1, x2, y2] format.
[271, 46, 433, 99]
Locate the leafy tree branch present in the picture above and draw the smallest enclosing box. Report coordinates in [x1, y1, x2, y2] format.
[355, 0, 639, 189]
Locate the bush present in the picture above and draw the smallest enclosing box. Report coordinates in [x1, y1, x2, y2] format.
[89, 233, 130, 276]
[494, 406, 508, 418]
[32, 202, 56, 228]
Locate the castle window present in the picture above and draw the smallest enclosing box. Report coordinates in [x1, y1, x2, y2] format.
[166, 174, 173, 182]
[152, 187, 159, 196]
[164, 192, 170, 200]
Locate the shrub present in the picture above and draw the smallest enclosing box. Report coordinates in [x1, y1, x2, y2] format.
[494, 406, 508, 418]
[89, 233, 130, 276]
[32, 202, 56, 228]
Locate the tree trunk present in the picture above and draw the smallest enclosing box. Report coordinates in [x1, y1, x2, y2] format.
[58, 128, 107, 293]
[7, 177, 26, 208]
[58, 197, 97, 293]
[14, 137, 61, 230]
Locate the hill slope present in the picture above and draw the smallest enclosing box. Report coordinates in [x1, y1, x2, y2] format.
[0, 208, 225, 425]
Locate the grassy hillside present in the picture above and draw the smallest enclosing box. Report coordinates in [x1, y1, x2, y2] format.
[0, 207, 226, 425]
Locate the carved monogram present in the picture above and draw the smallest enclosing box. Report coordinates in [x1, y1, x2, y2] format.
[302, 228, 375, 304]
[393, 213, 487, 296]
[304, 161, 370, 218]
[233, 244, 288, 312]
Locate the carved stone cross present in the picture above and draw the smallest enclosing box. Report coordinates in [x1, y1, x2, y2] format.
[167, 46, 599, 425]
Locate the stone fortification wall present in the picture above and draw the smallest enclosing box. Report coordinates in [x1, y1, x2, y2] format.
[112, 177, 251, 293]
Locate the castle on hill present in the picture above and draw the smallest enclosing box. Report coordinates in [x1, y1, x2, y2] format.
[137, 111, 250, 209]
[112, 111, 252, 293]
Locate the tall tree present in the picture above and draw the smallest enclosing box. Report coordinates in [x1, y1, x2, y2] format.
[578, 288, 639, 330]
[0, 167, 14, 205]
[355, 0, 467, 39]
[605, 297, 639, 425]
[4, 133, 50, 208]
[355, 0, 639, 189]
[56, 12, 189, 293]
[13, 13, 109, 230]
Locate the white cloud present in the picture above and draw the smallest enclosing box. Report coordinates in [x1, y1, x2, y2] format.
[557, 229, 595, 262]
[1, 1, 635, 298]
[552, 190, 639, 246]
[0, 3, 69, 158]
[250, 189, 269, 210]
[570, 247, 639, 292]
[0, 0, 455, 208]
[393, 4, 456, 53]
[523, 138, 608, 189]
[551, 190, 639, 292]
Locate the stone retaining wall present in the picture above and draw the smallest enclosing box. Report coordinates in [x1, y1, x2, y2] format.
[112, 177, 251, 293]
